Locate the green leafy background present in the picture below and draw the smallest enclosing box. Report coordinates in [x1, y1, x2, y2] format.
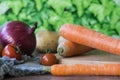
[0, 0, 120, 37]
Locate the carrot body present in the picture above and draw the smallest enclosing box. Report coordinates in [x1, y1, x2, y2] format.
[57, 38, 93, 57]
[60, 24, 120, 56]
[51, 64, 120, 76]
[58, 36, 67, 44]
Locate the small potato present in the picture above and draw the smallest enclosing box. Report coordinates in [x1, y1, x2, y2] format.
[36, 30, 59, 53]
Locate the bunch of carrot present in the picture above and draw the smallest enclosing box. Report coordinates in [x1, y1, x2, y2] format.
[53, 24, 120, 76]
[60, 24, 120, 56]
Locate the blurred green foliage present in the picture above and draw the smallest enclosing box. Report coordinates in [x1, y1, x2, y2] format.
[0, 0, 120, 37]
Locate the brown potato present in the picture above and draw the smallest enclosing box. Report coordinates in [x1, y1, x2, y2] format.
[36, 30, 59, 53]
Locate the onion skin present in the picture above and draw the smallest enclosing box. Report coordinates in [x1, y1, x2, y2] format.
[0, 21, 37, 56]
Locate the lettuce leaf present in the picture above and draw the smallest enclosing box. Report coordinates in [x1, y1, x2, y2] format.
[89, 3, 104, 22]
[0, 0, 120, 36]
[0, 2, 10, 15]
[47, 0, 72, 15]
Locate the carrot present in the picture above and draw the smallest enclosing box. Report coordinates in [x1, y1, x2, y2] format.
[57, 37, 93, 57]
[60, 24, 120, 56]
[50, 63, 120, 76]
[58, 36, 67, 44]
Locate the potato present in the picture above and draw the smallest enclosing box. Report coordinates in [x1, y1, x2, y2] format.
[36, 30, 59, 53]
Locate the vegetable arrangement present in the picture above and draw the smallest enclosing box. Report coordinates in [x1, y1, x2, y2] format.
[0, 0, 120, 36]
[0, 0, 120, 77]
[44, 23, 120, 76]
[1, 21, 120, 77]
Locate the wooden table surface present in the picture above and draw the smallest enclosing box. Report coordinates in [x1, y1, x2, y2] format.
[5, 74, 120, 80]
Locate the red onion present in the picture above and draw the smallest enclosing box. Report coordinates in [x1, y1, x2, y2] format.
[0, 21, 37, 56]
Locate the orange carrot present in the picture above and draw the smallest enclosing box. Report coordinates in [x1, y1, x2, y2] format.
[58, 36, 67, 44]
[50, 63, 120, 76]
[57, 37, 93, 57]
[60, 24, 120, 56]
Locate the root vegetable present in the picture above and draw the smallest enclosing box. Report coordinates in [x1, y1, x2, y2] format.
[57, 37, 93, 57]
[50, 63, 120, 76]
[36, 30, 59, 53]
[60, 24, 120, 56]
